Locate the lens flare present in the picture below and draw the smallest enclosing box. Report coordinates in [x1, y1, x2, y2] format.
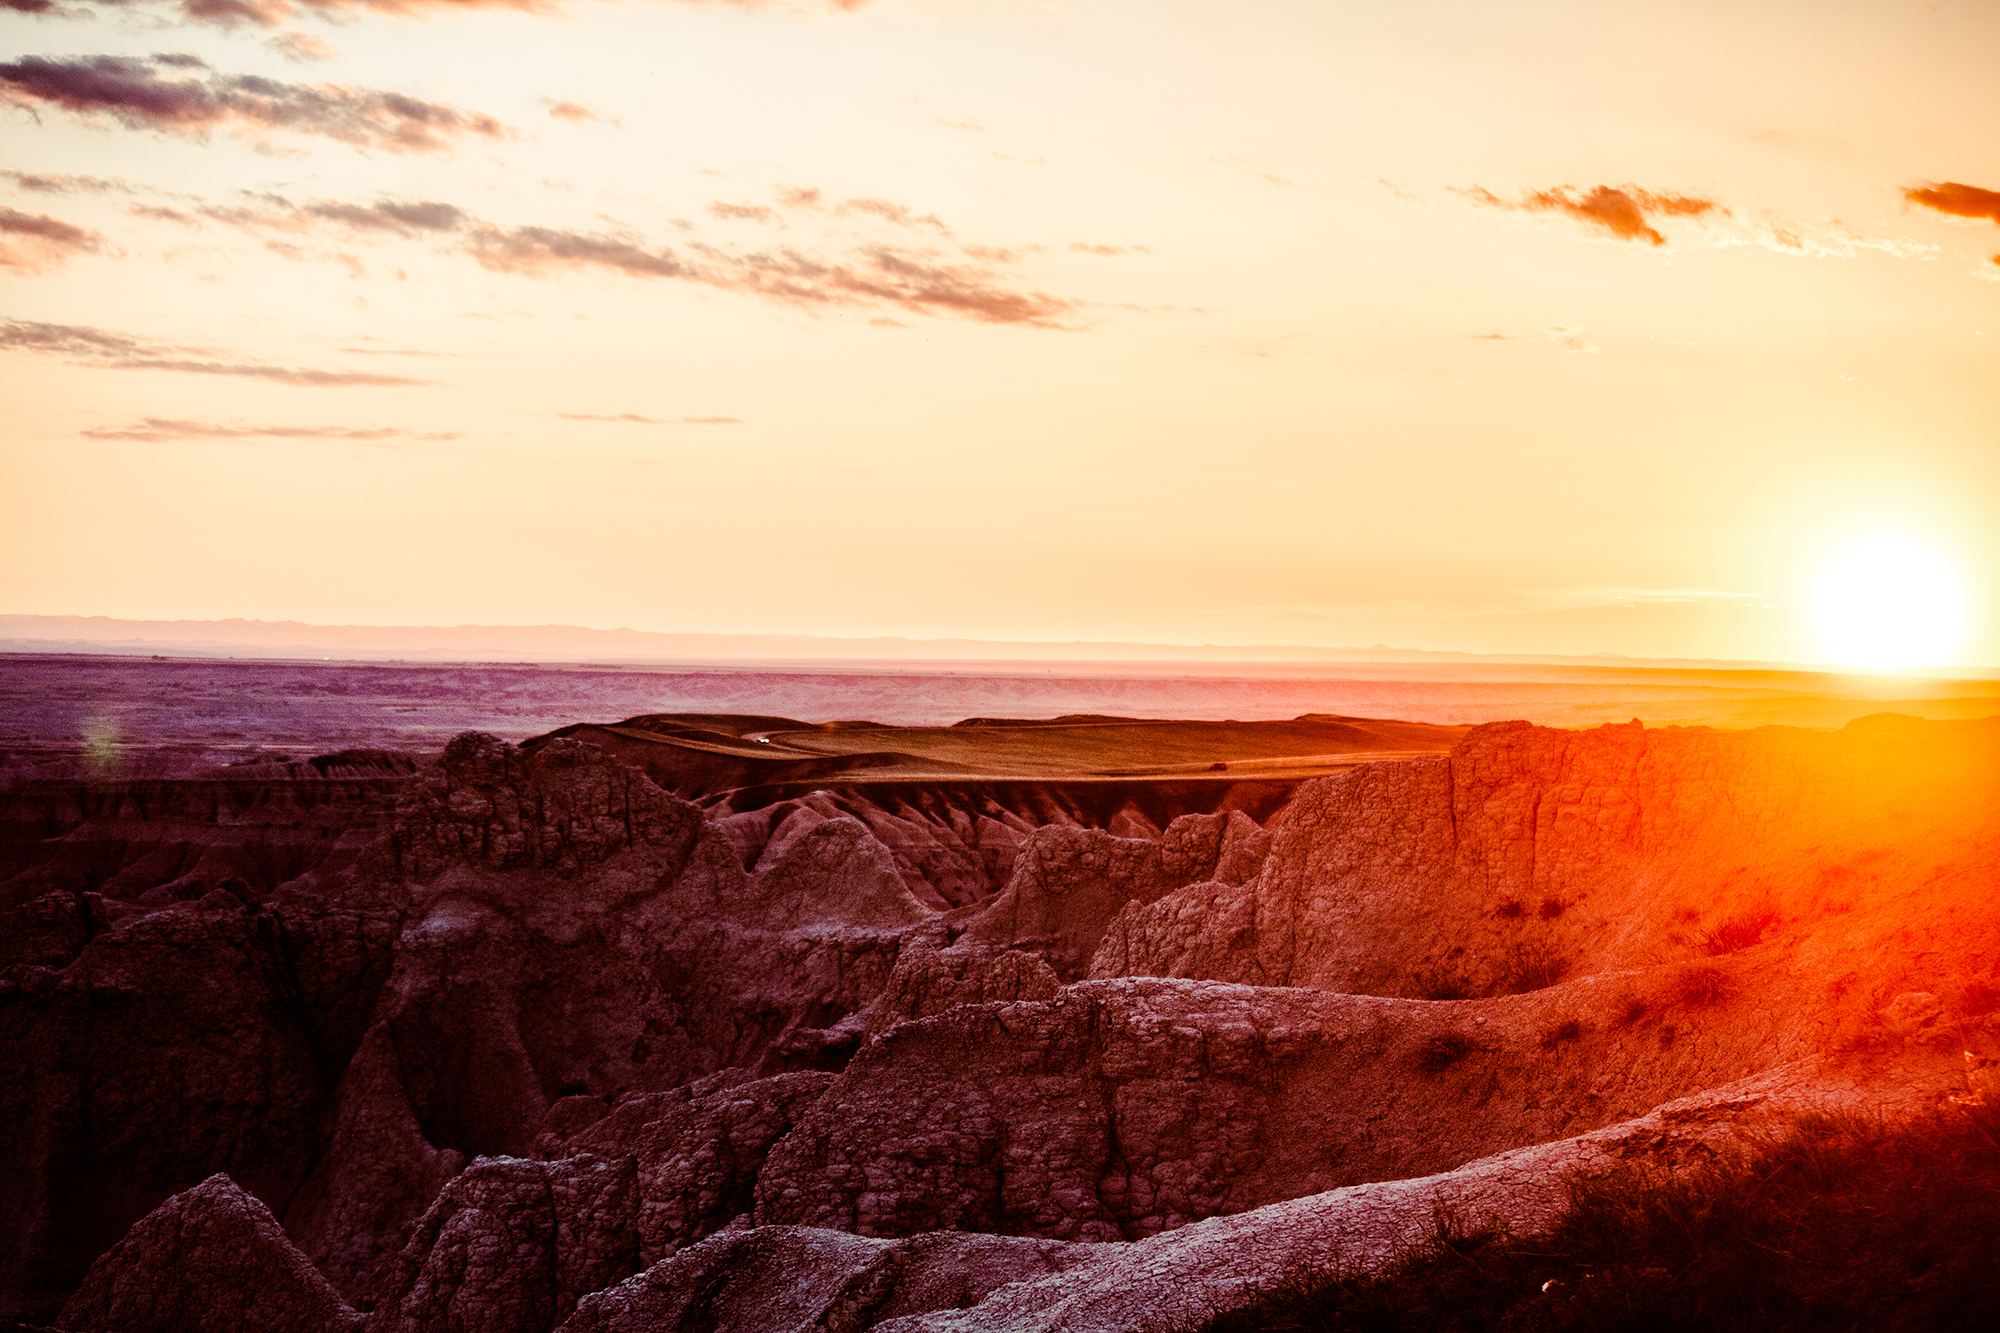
[1813, 537, 1969, 669]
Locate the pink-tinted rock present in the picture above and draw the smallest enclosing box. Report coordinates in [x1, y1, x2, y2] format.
[56, 1174, 359, 1333]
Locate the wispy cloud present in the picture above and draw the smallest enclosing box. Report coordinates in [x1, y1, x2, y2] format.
[1, 319, 436, 385]
[1542, 324, 1599, 354]
[21, 0, 869, 31]
[469, 223, 1073, 324]
[81, 417, 459, 442]
[1, 168, 132, 195]
[0, 53, 511, 154]
[544, 99, 613, 124]
[111, 183, 1083, 327]
[0, 205, 103, 272]
[1457, 184, 1724, 246]
[762, 185, 949, 233]
[557, 412, 743, 424]
[1904, 181, 2000, 225]
[708, 201, 777, 222]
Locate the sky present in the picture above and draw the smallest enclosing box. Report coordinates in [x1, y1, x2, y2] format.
[2, 0, 1997, 669]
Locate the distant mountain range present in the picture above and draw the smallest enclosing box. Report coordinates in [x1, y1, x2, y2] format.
[0, 612, 1841, 672]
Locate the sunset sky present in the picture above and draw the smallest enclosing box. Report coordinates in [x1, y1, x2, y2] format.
[3, 0, 1996, 669]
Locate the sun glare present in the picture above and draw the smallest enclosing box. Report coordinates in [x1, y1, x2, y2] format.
[1814, 537, 1970, 669]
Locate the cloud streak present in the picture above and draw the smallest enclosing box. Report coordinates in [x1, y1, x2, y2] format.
[462, 222, 1074, 325]
[1904, 181, 2000, 225]
[0, 205, 103, 272]
[114, 184, 1082, 326]
[0, 53, 510, 154]
[80, 417, 460, 442]
[0, 319, 435, 385]
[1458, 183, 1724, 245]
[31, 0, 868, 31]
[557, 412, 742, 424]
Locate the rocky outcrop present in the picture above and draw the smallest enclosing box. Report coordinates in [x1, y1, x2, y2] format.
[864, 931, 1061, 1036]
[754, 955, 1917, 1245]
[546, 1070, 838, 1266]
[1094, 717, 2000, 998]
[372, 1154, 640, 1333]
[558, 1226, 1090, 1333]
[0, 890, 398, 1319]
[55, 1174, 359, 1333]
[960, 812, 1242, 980]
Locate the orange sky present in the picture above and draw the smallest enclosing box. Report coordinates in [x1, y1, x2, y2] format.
[3, 0, 1996, 668]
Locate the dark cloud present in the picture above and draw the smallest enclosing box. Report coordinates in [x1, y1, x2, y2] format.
[0, 319, 435, 385]
[1904, 181, 2000, 224]
[1459, 184, 1724, 245]
[0, 53, 510, 154]
[0, 205, 103, 272]
[557, 412, 742, 424]
[81, 417, 459, 442]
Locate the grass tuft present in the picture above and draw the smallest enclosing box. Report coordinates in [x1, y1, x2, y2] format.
[1417, 1033, 1479, 1073]
[1699, 907, 1779, 956]
[1674, 965, 1731, 1008]
[1540, 1018, 1584, 1049]
[1498, 939, 1568, 994]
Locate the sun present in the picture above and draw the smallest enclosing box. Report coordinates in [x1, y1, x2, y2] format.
[1813, 537, 1969, 670]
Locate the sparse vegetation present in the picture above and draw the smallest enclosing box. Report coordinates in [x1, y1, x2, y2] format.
[1699, 907, 1779, 955]
[1538, 896, 1566, 920]
[1618, 997, 1648, 1026]
[1497, 940, 1568, 994]
[1417, 1033, 1479, 1073]
[1412, 960, 1478, 1002]
[1540, 1019, 1583, 1049]
[1199, 1109, 2000, 1332]
[1674, 965, 1731, 1008]
[1494, 898, 1526, 920]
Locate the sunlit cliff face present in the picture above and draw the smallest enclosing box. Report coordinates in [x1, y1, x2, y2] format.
[1, 1, 1996, 667]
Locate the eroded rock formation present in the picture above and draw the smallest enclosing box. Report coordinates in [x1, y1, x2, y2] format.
[4, 712, 1996, 1332]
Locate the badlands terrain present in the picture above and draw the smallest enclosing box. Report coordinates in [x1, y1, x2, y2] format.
[2, 655, 1998, 1330]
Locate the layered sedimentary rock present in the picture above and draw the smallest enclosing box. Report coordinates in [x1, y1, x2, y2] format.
[6, 711, 1997, 1332]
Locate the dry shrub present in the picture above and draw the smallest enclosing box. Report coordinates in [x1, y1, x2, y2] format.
[1675, 965, 1732, 1008]
[1493, 898, 1526, 920]
[1417, 1033, 1479, 1073]
[1540, 1018, 1584, 1049]
[1498, 939, 1568, 994]
[1538, 896, 1567, 920]
[1618, 996, 1649, 1026]
[1700, 907, 1779, 956]
[1412, 960, 1478, 1001]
